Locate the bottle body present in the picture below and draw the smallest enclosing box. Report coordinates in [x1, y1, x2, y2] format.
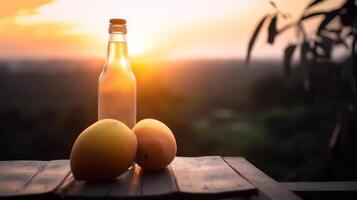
[98, 25, 136, 128]
[98, 63, 136, 128]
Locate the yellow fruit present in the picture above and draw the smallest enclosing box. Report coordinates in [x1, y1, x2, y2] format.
[132, 119, 177, 171]
[70, 119, 137, 180]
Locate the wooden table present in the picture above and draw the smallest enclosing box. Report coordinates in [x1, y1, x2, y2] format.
[0, 156, 301, 200]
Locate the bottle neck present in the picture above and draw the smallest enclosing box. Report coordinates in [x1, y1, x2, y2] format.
[106, 32, 130, 70]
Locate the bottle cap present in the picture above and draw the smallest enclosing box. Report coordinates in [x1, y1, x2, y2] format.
[110, 18, 126, 25]
[109, 18, 127, 34]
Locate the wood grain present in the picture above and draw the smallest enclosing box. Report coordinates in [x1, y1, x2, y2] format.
[170, 156, 256, 198]
[224, 157, 301, 200]
[0, 157, 306, 200]
[54, 172, 75, 199]
[108, 164, 142, 199]
[55, 164, 143, 199]
[281, 181, 357, 200]
[17, 160, 70, 196]
[0, 161, 46, 196]
[64, 178, 112, 199]
[281, 181, 357, 192]
[141, 165, 178, 197]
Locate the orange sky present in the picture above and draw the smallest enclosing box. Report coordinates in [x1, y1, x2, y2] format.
[0, 0, 344, 60]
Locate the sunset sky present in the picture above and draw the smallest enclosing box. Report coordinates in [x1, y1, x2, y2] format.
[0, 0, 343, 60]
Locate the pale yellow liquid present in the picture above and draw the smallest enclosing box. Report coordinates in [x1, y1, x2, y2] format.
[98, 41, 136, 128]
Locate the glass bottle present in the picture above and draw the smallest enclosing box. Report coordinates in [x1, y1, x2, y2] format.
[98, 18, 136, 128]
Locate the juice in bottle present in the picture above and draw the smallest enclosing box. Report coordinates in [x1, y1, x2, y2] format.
[98, 18, 136, 128]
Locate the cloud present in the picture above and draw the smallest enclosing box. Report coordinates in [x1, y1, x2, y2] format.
[0, 22, 103, 59]
[0, 0, 104, 59]
[0, 0, 52, 17]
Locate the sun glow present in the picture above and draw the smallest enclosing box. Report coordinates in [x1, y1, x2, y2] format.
[13, 0, 152, 57]
[1, 0, 341, 60]
[9, 0, 263, 59]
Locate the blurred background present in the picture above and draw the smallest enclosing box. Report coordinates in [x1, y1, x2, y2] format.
[0, 0, 356, 181]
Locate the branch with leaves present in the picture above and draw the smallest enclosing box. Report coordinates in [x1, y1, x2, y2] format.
[246, 0, 356, 92]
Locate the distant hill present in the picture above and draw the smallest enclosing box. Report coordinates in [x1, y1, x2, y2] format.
[0, 59, 281, 110]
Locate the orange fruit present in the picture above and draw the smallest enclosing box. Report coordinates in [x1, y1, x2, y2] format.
[132, 119, 177, 171]
[70, 119, 137, 180]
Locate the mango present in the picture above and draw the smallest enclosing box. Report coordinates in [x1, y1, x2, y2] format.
[132, 119, 177, 171]
[70, 119, 137, 180]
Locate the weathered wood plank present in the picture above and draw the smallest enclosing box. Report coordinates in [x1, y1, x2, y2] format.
[108, 164, 142, 199]
[1, 158, 312, 200]
[64, 178, 112, 200]
[17, 160, 70, 196]
[281, 181, 357, 192]
[0, 161, 46, 197]
[170, 156, 256, 198]
[54, 172, 75, 198]
[55, 164, 143, 199]
[141, 165, 178, 197]
[282, 182, 357, 200]
[224, 157, 301, 200]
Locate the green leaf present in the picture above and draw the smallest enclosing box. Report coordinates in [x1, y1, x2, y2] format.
[312, 41, 326, 59]
[300, 41, 310, 91]
[352, 36, 357, 95]
[300, 42, 309, 63]
[269, 0, 277, 9]
[267, 15, 278, 44]
[352, 36, 357, 59]
[283, 44, 297, 80]
[246, 14, 269, 65]
[336, 38, 349, 49]
[306, 0, 325, 9]
[323, 28, 342, 35]
[339, 0, 355, 26]
[317, 10, 339, 35]
[319, 35, 334, 59]
[300, 11, 327, 21]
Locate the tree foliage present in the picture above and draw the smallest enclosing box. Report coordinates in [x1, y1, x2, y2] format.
[246, 0, 357, 167]
[246, 0, 356, 92]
